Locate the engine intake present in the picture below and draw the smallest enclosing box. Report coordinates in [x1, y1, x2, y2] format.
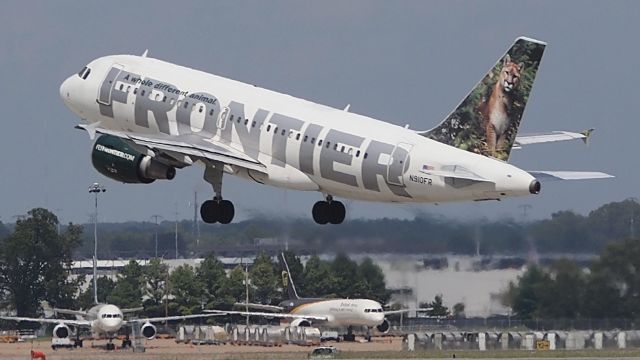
[53, 323, 70, 339]
[91, 135, 175, 184]
[141, 322, 156, 339]
[290, 318, 311, 327]
[376, 318, 390, 333]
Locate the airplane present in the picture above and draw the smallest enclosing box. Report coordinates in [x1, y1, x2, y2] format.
[1, 305, 224, 349]
[204, 253, 420, 341]
[59, 36, 611, 225]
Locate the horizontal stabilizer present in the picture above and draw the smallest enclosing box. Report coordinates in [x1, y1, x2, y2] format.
[514, 129, 594, 149]
[528, 171, 614, 181]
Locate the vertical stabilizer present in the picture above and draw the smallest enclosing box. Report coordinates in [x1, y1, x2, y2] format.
[422, 37, 546, 161]
[280, 253, 300, 300]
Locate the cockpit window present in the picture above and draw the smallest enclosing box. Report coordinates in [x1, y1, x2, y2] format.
[78, 66, 91, 80]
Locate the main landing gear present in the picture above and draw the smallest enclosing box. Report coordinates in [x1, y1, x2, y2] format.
[200, 164, 235, 224]
[312, 195, 345, 225]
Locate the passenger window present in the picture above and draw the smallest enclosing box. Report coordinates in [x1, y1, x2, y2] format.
[119, 84, 124, 91]
[311, 138, 315, 144]
[230, 115, 234, 121]
[162, 96, 167, 102]
[333, 144, 338, 150]
[318, 139, 323, 146]
[133, 88, 137, 95]
[341, 146, 345, 152]
[281, 129, 286, 136]
[244, 119, 249, 125]
[303, 135, 308, 142]
[184, 101, 189, 108]
[141, 90, 145, 96]
[326, 141, 331, 149]
[364, 153, 368, 159]
[209, 109, 214, 116]
[296, 133, 301, 141]
[252, 121, 256, 127]
[267, 125, 271, 132]
[199, 106, 203, 113]
[237, 117, 241, 123]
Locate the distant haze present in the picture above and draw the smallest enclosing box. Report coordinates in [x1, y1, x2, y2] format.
[0, 1, 633, 223]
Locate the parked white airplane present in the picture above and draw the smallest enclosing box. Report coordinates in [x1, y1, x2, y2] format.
[205, 253, 416, 340]
[60, 37, 611, 224]
[1, 304, 222, 349]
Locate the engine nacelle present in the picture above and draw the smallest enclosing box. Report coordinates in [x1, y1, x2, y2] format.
[53, 323, 70, 339]
[91, 135, 176, 184]
[376, 318, 390, 333]
[141, 322, 156, 339]
[290, 318, 311, 327]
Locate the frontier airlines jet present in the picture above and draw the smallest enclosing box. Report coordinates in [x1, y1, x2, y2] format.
[60, 37, 611, 224]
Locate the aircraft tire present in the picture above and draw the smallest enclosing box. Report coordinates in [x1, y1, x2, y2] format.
[219, 200, 235, 224]
[329, 201, 345, 224]
[200, 200, 220, 224]
[312, 201, 330, 224]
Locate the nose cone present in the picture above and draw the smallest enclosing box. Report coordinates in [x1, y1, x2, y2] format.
[59, 76, 73, 103]
[102, 318, 122, 332]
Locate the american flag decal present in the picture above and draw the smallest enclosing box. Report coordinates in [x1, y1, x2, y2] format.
[422, 164, 434, 171]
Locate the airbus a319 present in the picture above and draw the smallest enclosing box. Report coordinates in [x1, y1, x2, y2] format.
[60, 37, 611, 224]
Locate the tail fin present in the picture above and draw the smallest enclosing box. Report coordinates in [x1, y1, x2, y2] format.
[280, 252, 300, 300]
[422, 37, 546, 161]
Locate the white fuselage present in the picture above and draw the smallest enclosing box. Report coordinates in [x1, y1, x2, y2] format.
[60, 55, 536, 203]
[290, 299, 385, 328]
[84, 304, 124, 337]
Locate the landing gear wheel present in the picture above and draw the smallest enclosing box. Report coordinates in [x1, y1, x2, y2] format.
[200, 200, 220, 224]
[106, 342, 115, 351]
[312, 201, 330, 224]
[219, 200, 235, 224]
[329, 201, 345, 224]
[74, 339, 83, 348]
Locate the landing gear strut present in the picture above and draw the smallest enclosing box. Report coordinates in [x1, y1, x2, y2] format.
[312, 195, 345, 225]
[200, 164, 235, 224]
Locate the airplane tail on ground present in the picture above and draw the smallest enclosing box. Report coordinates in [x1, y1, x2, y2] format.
[421, 37, 546, 162]
[280, 253, 300, 300]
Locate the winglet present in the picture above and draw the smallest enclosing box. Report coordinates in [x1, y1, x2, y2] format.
[343, 104, 351, 112]
[581, 128, 595, 145]
[141, 49, 149, 58]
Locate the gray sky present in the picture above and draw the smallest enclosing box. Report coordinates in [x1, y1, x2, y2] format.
[0, 1, 634, 224]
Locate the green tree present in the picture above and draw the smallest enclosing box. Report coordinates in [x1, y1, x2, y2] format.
[422, 294, 450, 317]
[502, 265, 550, 319]
[108, 260, 143, 309]
[358, 257, 389, 303]
[0, 208, 83, 316]
[170, 264, 202, 315]
[77, 276, 115, 309]
[302, 255, 335, 297]
[331, 254, 360, 298]
[197, 254, 232, 309]
[142, 258, 169, 317]
[453, 302, 465, 318]
[250, 252, 278, 304]
[227, 265, 248, 303]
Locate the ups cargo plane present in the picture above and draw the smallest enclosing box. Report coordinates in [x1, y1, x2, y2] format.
[60, 37, 611, 224]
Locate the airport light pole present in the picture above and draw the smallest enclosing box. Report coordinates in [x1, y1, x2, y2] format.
[89, 183, 106, 305]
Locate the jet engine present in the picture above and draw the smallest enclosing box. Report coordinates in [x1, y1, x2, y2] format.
[140, 322, 156, 339]
[290, 318, 311, 327]
[53, 323, 71, 339]
[91, 135, 175, 184]
[376, 319, 390, 333]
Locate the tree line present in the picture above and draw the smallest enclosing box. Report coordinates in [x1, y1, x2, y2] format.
[503, 236, 640, 319]
[13, 199, 634, 259]
[0, 209, 389, 319]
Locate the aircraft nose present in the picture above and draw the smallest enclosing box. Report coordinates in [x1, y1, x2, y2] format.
[59, 76, 73, 103]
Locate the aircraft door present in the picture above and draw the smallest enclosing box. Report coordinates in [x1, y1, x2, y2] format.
[97, 63, 124, 106]
[386, 142, 413, 186]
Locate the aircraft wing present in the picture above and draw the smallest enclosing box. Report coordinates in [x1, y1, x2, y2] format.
[383, 307, 432, 316]
[0, 316, 91, 327]
[528, 171, 614, 181]
[204, 309, 328, 321]
[120, 307, 143, 314]
[127, 312, 227, 324]
[75, 124, 267, 174]
[53, 308, 87, 317]
[234, 302, 284, 312]
[513, 129, 594, 149]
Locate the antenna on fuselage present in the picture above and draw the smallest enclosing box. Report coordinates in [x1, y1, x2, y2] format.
[141, 49, 149, 58]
